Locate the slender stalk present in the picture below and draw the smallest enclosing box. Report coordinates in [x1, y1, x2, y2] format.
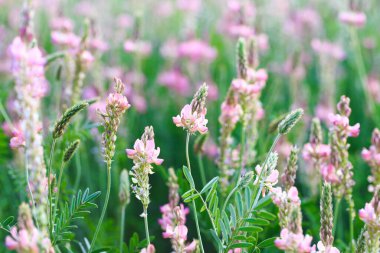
[238, 124, 246, 178]
[348, 202, 355, 252]
[52, 161, 65, 224]
[120, 205, 126, 252]
[332, 198, 341, 237]
[0, 100, 14, 128]
[24, 150, 37, 229]
[143, 206, 150, 245]
[349, 28, 374, 114]
[222, 184, 239, 214]
[197, 154, 206, 186]
[185, 133, 204, 253]
[252, 134, 281, 208]
[74, 153, 82, 190]
[89, 163, 112, 252]
[48, 139, 56, 235]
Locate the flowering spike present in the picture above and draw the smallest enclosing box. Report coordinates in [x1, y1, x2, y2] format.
[310, 118, 323, 145]
[282, 146, 299, 191]
[236, 38, 247, 79]
[53, 101, 89, 139]
[278, 109, 304, 135]
[63, 139, 80, 163]
[320, 182, 334, 247]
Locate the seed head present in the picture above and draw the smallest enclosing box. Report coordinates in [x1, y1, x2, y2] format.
[278, 109, 304, 135]
[63, 140, 81, 163]
[236, 38, 247, 79]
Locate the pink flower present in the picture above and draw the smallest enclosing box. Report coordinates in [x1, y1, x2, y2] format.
[275, 229, 313, 253]
[10, 130, 25, 149]
[107, 92, 131, 113]
[140, 244, 155, 253]
[124, 40, 152, 56]
[288, 187, 301, 204]
[314, 241, 340, 253]
[178, 39, 217, 62]
[359, 203, 376, 224]
[5, 227, 40, 253]
[219, 101, 243, 126]
[89, 38, 109, 52]
[232, 78, 262, 95]
[176, 0, 201, 12]
[80, 50, 95, 68]
[126, 139, 163, 165]
[158, 70, 190, 96]
[339, 11, 366, 27]
[51, 31, 80, 48]
[302, 143, 331, 161]
[311, 39, 345, 61]
[173, 104, 208, 134]
[328, 114, 360, 137]
[50, 17, 74, 31]
[321, 164, 340, 183]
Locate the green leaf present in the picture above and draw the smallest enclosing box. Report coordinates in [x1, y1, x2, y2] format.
[256, 210, 276, 221]
[183, 193, 200, 203]
[219, 218, 228, 242]
[1, 216, 14, 227]
[238, 226, 263, 233]
[182, 166, 195, 188]
[244, 218, 270, 226]
[229, 242, 253, 249]
[236, 192, 243, 217]
[182, 189, 194, 198]
[257, 237, 276, 248]
[200, 177, 219, 194]
[229, 204, 237, 228]
[210, 229, 223, 251]
[253, 194, 272, 210]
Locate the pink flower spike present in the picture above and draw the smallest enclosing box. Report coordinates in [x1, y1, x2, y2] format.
[339, 11, 366, 27]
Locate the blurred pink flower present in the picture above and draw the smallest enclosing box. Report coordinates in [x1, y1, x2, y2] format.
[178, 39, 217, 62]
[140, 244, 155, 253]
[176, 0, 201, 12]
[117, 14, 133, 29]
[124, 40, 152, 56]
[220, 101, 243, 126]
[367, 76, 380, 102]
[321, 164, 340, 183]
[314, 241, 340, 253]
[51, 31, 80, 48]
[311, 39, 345, 61]
[328, 113, 360, 137]
[80, 50, 95, 68]
[158, 69, 190, 96]
[50, 17, 74, 31]
[89, 38, 109, 52]
[302, 143, 331, 161]
[275, 228, 314, 252]
[359, 203, 377, 224]
[160, 39, 179, 59]
[173, 104, 208, 134]
[339, 11, 366, 27]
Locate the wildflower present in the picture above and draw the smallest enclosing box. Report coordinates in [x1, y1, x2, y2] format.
[275, 228, 314, 253]
[321, 164, 340, 183]
[159, 168, 197, 252]
[362, 128, 380, 191]
[313, 241, 340, 253]
[124, 40, 152, 56]
[9, 128, 25, 149]
[358, 189, 380, 252]
[127, 126, 163, 207]
[5, 203, 54, 253]
[157, 69, 190, 96]
[339, 11, 366, 27]
[311, 39, 345, 61]
[302, 143, 331, 162]
[177, 39, 217, 62]
[140, 244, 156, 253]
[173, 84, 208, 134]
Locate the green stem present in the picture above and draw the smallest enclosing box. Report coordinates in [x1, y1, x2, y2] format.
[74, 152, 82, 190]
[143, 206, 150, 245]
[186, 133, 204, 253]
[349, 202, 355, 252]
[120, 205, 126, 252]
[48, 139, 56, 235]
[89, 163, 112, 252]
[350, 28, 374, 114]
[197, 154, 206, 187]
[332, 198, 341, 238]
[24, 150, 38, 229]
[238, 123, 246, 177]
[222, 184, 239, 214]
[52, 161, 65, 226]
[0, 100, 14, 128]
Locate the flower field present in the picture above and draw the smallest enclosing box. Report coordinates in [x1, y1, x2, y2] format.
[0, 0, 380, 252]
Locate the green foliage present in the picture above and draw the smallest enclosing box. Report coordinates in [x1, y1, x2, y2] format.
[52, 188, 101, 245]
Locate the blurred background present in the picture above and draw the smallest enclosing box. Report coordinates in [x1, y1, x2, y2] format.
[0, 0, 380, 252]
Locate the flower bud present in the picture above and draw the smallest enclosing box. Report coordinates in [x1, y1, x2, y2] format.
[119, 170, 131, 206]
[63, 139, 80, 163]
[278, 109, 303, 135]
[236, 38, 247, 79]
[240, 171, 254, 188]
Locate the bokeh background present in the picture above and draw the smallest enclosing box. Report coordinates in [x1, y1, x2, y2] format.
[0, 0, 380, 252]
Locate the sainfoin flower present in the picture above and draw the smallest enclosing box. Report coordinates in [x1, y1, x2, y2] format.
[302, 143, 331, 161]
[321, 164, 340, 184]
[140, 244, 156, 253]
[328, 114, 360, 137]
[338, 11, 366, 27]
[359, 203, 377, 225]
[126, 138, 163, 165]
[173, 84, 209, 134]
[275, 228, 314, 252]
[313, 241, 340, 253]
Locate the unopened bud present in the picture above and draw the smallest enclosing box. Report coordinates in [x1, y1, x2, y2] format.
[278, 109, 304, 135]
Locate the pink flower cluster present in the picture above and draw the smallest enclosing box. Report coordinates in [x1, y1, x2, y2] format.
[328, 114, 360, 137]
[124, 40, 152, 56]
[359, 202, 380, 227]
[220, 0, 255, 38]
[302, 143, 331, 162]
[311, 39, 345, 61]
[157, 69, 190, 96]
[313, 241, 340, 253]
[320, 164, 340, 183]
[159, 204, 197, 252]
[8, 37, 48, 98]
[362, 128, 380, 167]
[339, 11, 366, 27]
[173, 104, 208, 134]
[275, 228, 314, 252]
[271, 186, 301, 206]
[126, 138, 163, 166]
[255, 165, 279, 188]
[219, 100, 243, 126]
[177, 39, 217, 62]
[232, 78, 264, 97]
[5, 227, 53, 253]
[106, 92, 131, 114]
